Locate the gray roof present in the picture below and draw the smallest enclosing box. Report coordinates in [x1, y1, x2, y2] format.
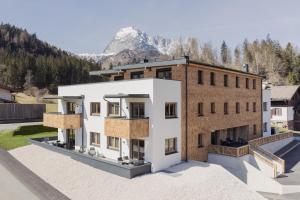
[89, 69, 122, 76]
[271, 85, 300, 101]
[44, 96, 84, 100]
[103, 94, 149, 99]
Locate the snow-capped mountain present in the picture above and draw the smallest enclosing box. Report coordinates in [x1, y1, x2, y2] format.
[78, 26, 178, 67]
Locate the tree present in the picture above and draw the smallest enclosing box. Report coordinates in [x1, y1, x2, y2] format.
[234, 46, 241, 68]
[185, 37, 200, 61]
[200, 42, 218, 65]
[220, 41, 232, 66]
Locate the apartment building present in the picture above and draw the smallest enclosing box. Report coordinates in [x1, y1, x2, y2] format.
[271, 85, 300, 130]
[90, 57, 263, 162]
[43, 57, 262, 172]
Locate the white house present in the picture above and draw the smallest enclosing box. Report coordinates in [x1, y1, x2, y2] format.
[44, 78, 182, 172]
[0, 85, 14, 103]
[262, 83, 271, 136]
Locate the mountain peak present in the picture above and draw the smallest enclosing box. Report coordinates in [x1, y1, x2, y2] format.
[115, 26, 141, 40]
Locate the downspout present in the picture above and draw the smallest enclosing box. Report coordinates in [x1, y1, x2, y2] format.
[185, 56, 189, 161]
[261, 80, 263, 138]
[81, 95, 85, 150]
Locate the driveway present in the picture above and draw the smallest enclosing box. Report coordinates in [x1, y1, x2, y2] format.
[10, 144, 265, 200]
[0, 122, 42, 132]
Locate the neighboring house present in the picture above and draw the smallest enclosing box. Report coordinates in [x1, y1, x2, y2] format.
[43, 57, 263, 172]
[271, 85, 300, 130]
[0, 85, 14, 103]
[262, 82, 271, 136]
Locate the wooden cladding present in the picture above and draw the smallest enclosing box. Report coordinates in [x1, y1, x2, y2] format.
[43, 113, 81, 129]
[104, 118, 149, 139]
[208, 144, 249, 157]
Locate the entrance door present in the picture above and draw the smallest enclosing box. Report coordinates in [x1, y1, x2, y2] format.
[66, 129, 75, 149]
[131, 139, 144, 160]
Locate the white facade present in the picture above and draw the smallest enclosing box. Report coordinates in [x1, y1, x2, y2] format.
[57, 78, 181, 172]
[270, 106, 294, 128]
[262, 84, 271, 136]
[0, 88, 12, 101]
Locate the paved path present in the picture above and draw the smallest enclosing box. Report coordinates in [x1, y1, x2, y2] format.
[0, 122, 42, 132]
[0, 149, 69, 200]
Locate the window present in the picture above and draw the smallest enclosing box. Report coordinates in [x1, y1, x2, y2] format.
[253, 102, 256, 112]
[130, 103, 145, 118]
[165, 103, 177, 118]
[131, 71, 144, 79]
[165, 138, 177, 155]
[263, 102, 268, 111]
[246, 78, 249, 89]
[224, 102, 228, 115]
[114, 75, 124, 81]
[90, 132, 100, 146]
[210, 72, 215, 86]
[246, 102, 249, 112]
[211, 102, 216, 114]
[156, 68, 172, 80]
[271, 108, 282, 116]
[236, 76, 240, 88]
[224, 74, 228, 87]
[264, 122, 268, 132]
[198, 134, 204, 148]
[253, 124, 257, 135]
[107, 136, 119, 150]
[198, 70, 203, 84]
[67, 102, 76, 114]
[90, 102, 100, 116]
[253, 79, 256, 89]
[236, 102, 240, 114]
[108, 102, 119, 116]
[198, 102, 204, 116]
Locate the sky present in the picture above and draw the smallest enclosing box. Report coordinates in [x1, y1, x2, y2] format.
[1, 0, 300, 54]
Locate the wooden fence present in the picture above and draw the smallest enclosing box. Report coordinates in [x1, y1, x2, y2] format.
[208, 145, 249, 157]
[0, 103, 46, 123]
[248, 132, 294, 146]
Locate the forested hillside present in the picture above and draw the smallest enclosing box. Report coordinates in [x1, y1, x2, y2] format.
[0, 23, 102, 92]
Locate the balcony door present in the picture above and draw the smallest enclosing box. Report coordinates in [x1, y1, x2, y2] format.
[66, 129, 75, 150]
[67, 102, 76, 114]
[130, 103, 145, 118]
[131, 139, 144, 160]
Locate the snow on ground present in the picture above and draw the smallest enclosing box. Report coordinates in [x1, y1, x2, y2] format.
[10, 145, 266, 200]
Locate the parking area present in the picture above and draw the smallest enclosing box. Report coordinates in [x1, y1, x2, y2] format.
[277, 145, 300, 185]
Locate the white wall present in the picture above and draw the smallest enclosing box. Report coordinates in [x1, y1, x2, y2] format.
[271, 106, 294, 123]
[263, 88, 271, 136]
[57, 78, 181, 172]
[0, 88, 12, 101]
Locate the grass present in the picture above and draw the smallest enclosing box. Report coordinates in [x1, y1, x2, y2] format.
[0, 125, 57, 150]
[14, 92, 58, 112]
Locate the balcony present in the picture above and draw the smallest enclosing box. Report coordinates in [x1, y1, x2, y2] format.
[104, 117, 149, 139]
[43, 112, 82, 129]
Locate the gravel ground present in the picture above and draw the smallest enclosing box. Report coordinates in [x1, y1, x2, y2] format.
[10, 145, 266, 200]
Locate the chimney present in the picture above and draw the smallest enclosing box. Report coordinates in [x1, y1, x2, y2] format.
[242, 64, 249, 73]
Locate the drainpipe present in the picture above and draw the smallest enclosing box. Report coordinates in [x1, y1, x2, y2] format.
[184, 56, 189, 161]
[81, 95, 85, 150]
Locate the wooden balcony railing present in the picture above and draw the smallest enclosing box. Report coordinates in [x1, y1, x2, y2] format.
[208, 144, 249, 157]
[43, 112, 82, 129]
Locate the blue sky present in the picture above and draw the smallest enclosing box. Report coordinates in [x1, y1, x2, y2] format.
[1, 0, 300, 54]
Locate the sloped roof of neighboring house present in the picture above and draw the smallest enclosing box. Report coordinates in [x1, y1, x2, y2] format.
[271, 85, 300, 101]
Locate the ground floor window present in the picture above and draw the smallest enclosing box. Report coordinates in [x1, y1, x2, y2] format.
[107, 136, 119, 150]
[165, 138, 177, 155]
[198, 134, 204, 148]
[90, 132, 100, 146]
[131, 139, 144, 160]
[263, 122, 267, 132]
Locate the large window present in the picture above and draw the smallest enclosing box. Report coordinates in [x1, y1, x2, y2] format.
[271, 108, 282, 116]
[253, 102, 256, 112]
[198, 134, 204, 148]
[224, 102, 228, 115]
[263, 102, 268, 111]
[90, 132, 100, 147]
[107, 136, 119, 150]
[236, 76, 240, 88]
[210, 72, 215, 86]
[165, 103, 177, 118]
[224, 74, 228, 87]
[156, 68, 172, 80]
[211, 102, 216, 114]
[90, 102, 100, 116]
[108, 102, 119, 116]
[198, 102, 204, 116]
[114, 75, 124, 81]
[131, 71, 144, 79]
[198, 70, 203, 84]
[236, 102, 240, 114]
[130, 102, 145, 118]
[165, 138, 177, 155]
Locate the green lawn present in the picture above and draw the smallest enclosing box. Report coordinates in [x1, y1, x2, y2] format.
[0, 125, 57, 150]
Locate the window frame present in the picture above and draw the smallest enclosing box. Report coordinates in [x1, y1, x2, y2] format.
[107, 136, 120, 151]
[165, 102, 177, 119]
[210, 72, 215, 86]
[236, 102, 240, 114]
[253, 124, 257, 135]
[246, 102, 249, 112]
[165, 138, 177, 155]
[263, 102, 268, 111]
[198, 134, 204, 148]
[224, 74, 228, 87]
[253, 102, 256, 112]
[264, 122, 267, 132]
[236, 76, 240, 88]
[198, 70, 203, 84]
[90, 132, 100, 147]
[246, 78, 249, 89]
[224, 102, 228, 115]
[130, 71, 144, 79]
[156, 68, 172, 80]
[211, 102, 216, 114]
[90, 102, 100, 116]
[107, 102, 120, 117]
[253, 79, 256, 89]
[130, 102, 145, 118]
[198, 102, 204, 117]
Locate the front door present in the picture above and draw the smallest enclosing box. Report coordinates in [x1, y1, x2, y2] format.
[66, 129, 75, 149]
[131, 139, 144, 160]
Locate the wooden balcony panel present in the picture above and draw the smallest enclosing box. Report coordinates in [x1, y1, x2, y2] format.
[43, 113, 81, 129]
